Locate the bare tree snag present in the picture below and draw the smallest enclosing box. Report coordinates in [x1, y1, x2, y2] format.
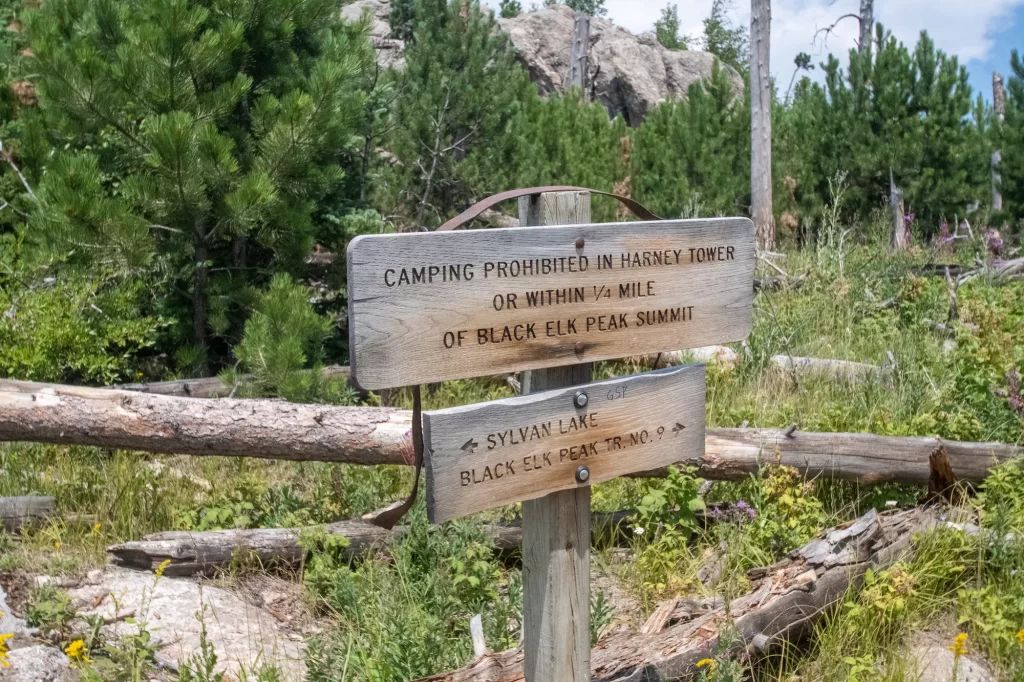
[568, 13, 591, 96]
[0, 380, 411, 465]
[890, 169, 909, 250]
[0, 496, 55, 533]
[750, 0, 775, 251]
[415, 508, 938, 682]
[858, 0, 873, 55]
[993, 72, 1005, 212]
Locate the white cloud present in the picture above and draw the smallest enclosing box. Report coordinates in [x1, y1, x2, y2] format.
[482, 0, 1024, 85]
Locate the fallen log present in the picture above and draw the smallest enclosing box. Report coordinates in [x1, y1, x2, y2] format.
[107, 510, 638, 577]
[0, 496, 55, 532]
[0, 379, 411, 465]
[116, 366, 352, 398]
[769, 355, 885, 381]
[415, 507, 938, 682]
[1, 381, 1020, 486]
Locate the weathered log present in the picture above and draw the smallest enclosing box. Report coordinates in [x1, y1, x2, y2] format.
[2, 381, 1020, 486]
[0, 496, 55, 533]
[0, 380, 410, 464]
[415, 507, 938, 682]
[769, 355, 884, 381]
[116, 366, 352, 398]
[107, 510, 638, 577]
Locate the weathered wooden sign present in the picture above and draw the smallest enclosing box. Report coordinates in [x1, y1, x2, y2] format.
[347, 218, 754, 390]
[422, 364, 705, 523]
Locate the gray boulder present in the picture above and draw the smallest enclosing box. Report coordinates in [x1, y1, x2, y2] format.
[0, 646, 74, 682]
[499, 5, 743, 125]
[341, 0, 405, 70]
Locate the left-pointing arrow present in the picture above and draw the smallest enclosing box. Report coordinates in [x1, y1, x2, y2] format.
[461, 438, 478, 453]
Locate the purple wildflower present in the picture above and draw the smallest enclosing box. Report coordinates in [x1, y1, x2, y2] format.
[984, 229, 1003, 258]
[1003, 369, 1024, 418]
[736, 500, 749, 511]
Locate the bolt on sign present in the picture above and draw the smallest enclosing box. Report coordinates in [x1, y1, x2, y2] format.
[346, 218, 755, 390]
[423, 364, 705, 523]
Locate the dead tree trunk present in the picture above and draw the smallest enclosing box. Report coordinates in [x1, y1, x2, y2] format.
[106, 511, 638, 577]
[568, 12, 591, 96]
[416, 507, 937, 682]
[0, 496, 55, 533]
[891, 169, 909, 249]
[750, 0, 775, 251]
[2, 380, 1020, 486]
[993, 72, 1005, 212]
[858, 0, 873, 55]
[0, 380, 411, 465]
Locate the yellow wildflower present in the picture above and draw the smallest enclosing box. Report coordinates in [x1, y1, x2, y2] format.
[1016, 628, 1024, 646]
[947, 632, 968, 656]
[696, 658, 717, 679]
[154, 559, 172, 579]
[91, 523, 102, 536]
[53, 541, 61, 550]
[64, 639, 93, 664]
[0, 633, 14, 668]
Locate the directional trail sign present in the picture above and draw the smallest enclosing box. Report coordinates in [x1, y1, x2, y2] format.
[422, 364, 706, 523]
[347, 218, 754, 390]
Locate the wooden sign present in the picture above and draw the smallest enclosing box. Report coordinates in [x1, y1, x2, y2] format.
[422, 364, 705, 523]
[347, 218, 754, 390]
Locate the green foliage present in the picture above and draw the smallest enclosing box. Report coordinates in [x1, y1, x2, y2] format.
[654, 3, 686, 51]
[303, 511, 520, 682]
[545, 0, 606, 16]
[777, 26, 989, 236]
[634, 466, 703, 535]
[1002, 48, 1024, 221]
[498, 0, 521, 18]
[701, 0, 747, 74]
[380, 0, 533, 228]
[0, 274, 162, 384]
[25, 584, 76, 641]
[589, 589, 614, 645]
[630, 63, 749, 218]
[231, 274, 356, 403]
[734, 464, 826, 560]
[24, 0, 374, 361]
[513, 90, 628, 222]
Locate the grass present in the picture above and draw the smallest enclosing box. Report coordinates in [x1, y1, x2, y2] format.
[0, 210, 1023, 681]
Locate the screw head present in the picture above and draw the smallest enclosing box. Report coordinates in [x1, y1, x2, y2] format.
[574, 341, 585, 355]
[575, 465, 590, 484]
[573, 391, 588, 408]
[575, 237, 585, 249]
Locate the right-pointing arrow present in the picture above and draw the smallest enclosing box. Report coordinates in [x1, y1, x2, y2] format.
[672, 423, 685, 435]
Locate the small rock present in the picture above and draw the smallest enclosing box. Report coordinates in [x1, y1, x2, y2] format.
[86, 570, 103, 584]
[0, 645, 74, 682]
[909, 631, 994, 682]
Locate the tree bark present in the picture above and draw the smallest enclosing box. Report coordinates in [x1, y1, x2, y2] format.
[858, 0, 873, 55]
[750, 0, 775, 251]
[0, 496, 55, 533]
[415, 507, 938, 682]
[568, 13, 591, 97]
[106, 510, 638, 577]
[0, 380, 411, 465]
[1, 380, 1020, 485]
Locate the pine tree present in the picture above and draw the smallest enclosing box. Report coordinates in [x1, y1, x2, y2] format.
[631, 63, 750, 218]
[499, 0, 522, 18]
[1002, 49, 1024, 221]
[703, 0, 748, 75]
[545, 0, 606, 17]
[25, 0, 373, 369]
[381, 0, 533, 228]
[655, 3, 686, 51]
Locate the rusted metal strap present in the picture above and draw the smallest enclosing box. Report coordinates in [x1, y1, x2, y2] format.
[437, 185, 661, 231]
[369, 385, 423, 530]
[370, 187, 661, 529]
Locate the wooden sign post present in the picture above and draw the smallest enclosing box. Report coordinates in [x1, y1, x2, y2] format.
[346, 191, 754, 682]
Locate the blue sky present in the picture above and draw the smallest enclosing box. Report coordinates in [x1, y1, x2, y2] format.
[484, 0, 1024, 102]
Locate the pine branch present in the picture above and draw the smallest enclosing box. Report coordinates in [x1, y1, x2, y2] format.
[0, 139, 40, 205]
